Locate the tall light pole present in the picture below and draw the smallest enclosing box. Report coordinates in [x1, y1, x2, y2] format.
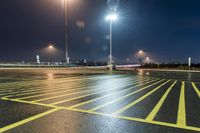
[106, 13, 118, 70]
[64, 0, 70, 64]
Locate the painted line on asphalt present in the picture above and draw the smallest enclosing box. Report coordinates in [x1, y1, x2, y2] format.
[15, 77, 137, 100]
[145, 81, 177, 121]
[191, 82, 200, 98]
[16, 83, 97, 100]
[0, 76, 82, 88]
[67, 108, 200, 132]
[88, 79, 165, 112]
[1, 76, 105, 97]
[50, 78, 157, 106]
[177, 81, 186, 127]
[1, 82, 87, 97]
[0, 75, 115, 91]
[3, 76, 130, 98]
[66, 79, 160, 109]
[0, 76, 90, 96]
[113, 80, 170, 115]
[32, 78, 146, 103]
[1, 82, 87, 98]
[50, 78, 149, 105]
[0, 108, 60, 133]
[1, 89, 200, 132]
[1, 97, 57, 108]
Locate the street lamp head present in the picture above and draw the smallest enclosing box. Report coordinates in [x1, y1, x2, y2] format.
[48, 45, 54, 49]
[139, 50, 144, 54]
[106, 13, 118, 21]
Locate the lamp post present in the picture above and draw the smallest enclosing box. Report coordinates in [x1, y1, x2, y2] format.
[106, 13, 118, 70]
[64, 0, 70, 64]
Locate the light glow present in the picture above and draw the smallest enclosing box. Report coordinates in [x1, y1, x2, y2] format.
[48, 45, 54, 49]
[106, 14, 118, 21]
[139, 50, 144, 54]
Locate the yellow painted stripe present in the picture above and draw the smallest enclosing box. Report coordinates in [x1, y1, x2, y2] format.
[7, 76, 130, 99]
[33, 78, 146, 102]
[51, 78, 152, 105]
[0, 75, 111, 91]
[89, 79, 165, 112]
[1, 94, 200, 132]
[146, 81, 177, 121]
[0, 76, 82, 88]
[0, 77, 91, 95]
[67, 79, 160, 108]
[3, 76, 106, 97]
[113, 80, 170, 115]
[16, 77, 139, 99]
[191, 82, 200, 98]
[67, 108, 200, 132]
[17, 84, 96, 100]
[177, 81, 186, 127]
[1, 97, 57, 108]
[4, 83, 87, 98]
[0, 108, 60, 132]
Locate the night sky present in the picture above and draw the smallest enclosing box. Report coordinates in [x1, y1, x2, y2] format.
[1, 0, 200, 63]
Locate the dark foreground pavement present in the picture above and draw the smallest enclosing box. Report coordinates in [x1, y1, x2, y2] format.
[0, 68, 199, 133]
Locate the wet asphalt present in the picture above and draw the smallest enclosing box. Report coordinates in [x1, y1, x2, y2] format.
[0, 68, 199, 133]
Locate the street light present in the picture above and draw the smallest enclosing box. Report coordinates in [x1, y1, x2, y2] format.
[138, 50, 144, 55]
[105, 13, 118, 70]
[48, 45, 54, 49]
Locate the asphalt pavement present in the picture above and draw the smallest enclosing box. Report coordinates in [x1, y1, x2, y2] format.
[0, 68, 199, 133]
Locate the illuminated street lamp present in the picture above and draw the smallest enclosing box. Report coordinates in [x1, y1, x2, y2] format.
[138, 50, 144, 55]
[106, 13, 118, 70]
[48, 45, 54, 49]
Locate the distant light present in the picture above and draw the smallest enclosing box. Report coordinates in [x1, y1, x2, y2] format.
[106, 13, 118, 21]
[146, 56, 150, 62]
[48, 45, 54, 49]
[139, 50, 144, 54]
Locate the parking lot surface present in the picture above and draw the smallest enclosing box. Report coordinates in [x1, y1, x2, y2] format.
[0, 68, 199, 133]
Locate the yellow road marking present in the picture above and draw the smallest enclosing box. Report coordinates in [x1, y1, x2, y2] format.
[177, 81, 186, 127]
[113, 80, 170, 115]
[67, 108, 200, 132]
[4, 76, 131, 99]
[15, 77, 138, 99]
[34, 78, 147, 103]
[50, 78, 150, 105]
[89, 79, 165, 112]
[191, 82, 200, 98]
[67, 79, 160, 108]
[16, 84, 97, 100]
[0, 76, 82, 88]
[1, 97, 57, 108]
[1, 92, 200, 132]
[2, 82, 87, 98]
[0, 77, 89, 95]
[2, 76, 105, 97]
[0, 108, 60, 133]
[146, 81, 177, 121]
[0, 75, 113, 91]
